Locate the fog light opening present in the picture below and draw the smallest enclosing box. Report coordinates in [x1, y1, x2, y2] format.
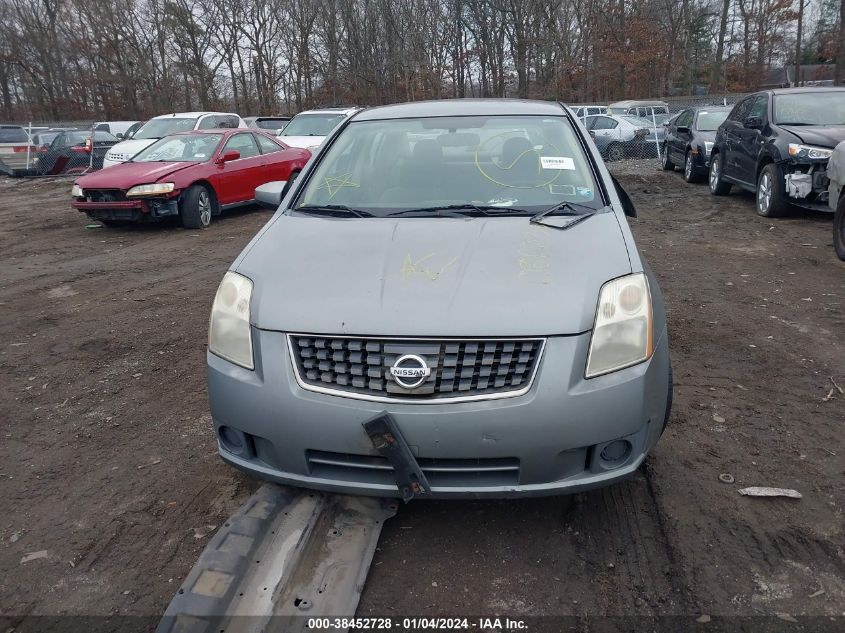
[218, 425, 246, 455]
[599, 439, 632, 468]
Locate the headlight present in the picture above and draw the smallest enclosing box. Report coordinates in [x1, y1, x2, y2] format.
[209, 271, 254, 369]
[788, 143, 833, 160]
[126, 182, 175, 197]
[71, 184, 83, 197]
[704, 142, 713, 156]
[586, 273, 653, 378]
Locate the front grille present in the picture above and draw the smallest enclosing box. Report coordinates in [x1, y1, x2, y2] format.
[307, 450, 520, 487]
[288, 335, 544, 402]
[84, 189, 127, 203]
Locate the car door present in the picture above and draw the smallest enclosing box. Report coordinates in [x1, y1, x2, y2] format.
[672, 110, 694, 163]
[213, 133, 265, 204]
[721, 98, 752, 179]
[733, 94, 768, 186]
[255, 133, 297, 183]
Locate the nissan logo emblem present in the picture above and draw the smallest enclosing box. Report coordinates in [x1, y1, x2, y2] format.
[389, 354, 431, 389]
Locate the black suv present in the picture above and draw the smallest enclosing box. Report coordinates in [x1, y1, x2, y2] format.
[708, 87, 845, 217]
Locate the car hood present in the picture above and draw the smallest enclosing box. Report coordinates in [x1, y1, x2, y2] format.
[105, 138, 157, 159]
[780, 125, 845, 149]
[76, 160, 197, 189]
[237, 213, 632, 337]
[279, 135, 326, 149]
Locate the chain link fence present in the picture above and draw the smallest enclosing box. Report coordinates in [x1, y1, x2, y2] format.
[1, 94, 750, 179]
[0, 121, 122, 178]
[570, 92, 750, 172]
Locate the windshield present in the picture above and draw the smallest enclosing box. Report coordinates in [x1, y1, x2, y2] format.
[132, 133, 222, 162]
[282, 113, 345, 137]
[133, 117, 197, 140]
[296, 115, 603, 216]
[774, 92, 845, 126]
[255, 118, 288, 130]
[695, 110, 729, 131]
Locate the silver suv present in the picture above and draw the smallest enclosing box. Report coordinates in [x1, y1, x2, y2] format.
[207, 99, 672, 500]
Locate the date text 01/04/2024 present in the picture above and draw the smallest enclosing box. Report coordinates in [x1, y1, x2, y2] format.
[306, 617, 528, 630]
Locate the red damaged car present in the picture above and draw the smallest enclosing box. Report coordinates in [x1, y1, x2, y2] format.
[71, 129, 310, 228]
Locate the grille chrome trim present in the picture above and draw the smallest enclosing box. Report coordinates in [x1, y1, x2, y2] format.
[286, 334, 546, 404]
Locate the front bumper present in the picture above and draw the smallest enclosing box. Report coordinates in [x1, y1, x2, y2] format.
[208, 327, 671, 499]
[72, 198, 179, 222]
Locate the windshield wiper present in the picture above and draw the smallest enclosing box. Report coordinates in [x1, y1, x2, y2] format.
[295, 204, 373, 218]
[389, 204, 525, 217]
[529, 201, 598, 230]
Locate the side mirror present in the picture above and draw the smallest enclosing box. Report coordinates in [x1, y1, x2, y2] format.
[744, 117, 763, 130]
[116, 133, 124, 140]
[610, 174, 637, 218]
[218, 149, 240, 163]
[255, 181, 288, 209]
[676, 126, 690, 134]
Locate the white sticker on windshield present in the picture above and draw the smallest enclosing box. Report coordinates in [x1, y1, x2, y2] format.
[541, 156, 575, 170]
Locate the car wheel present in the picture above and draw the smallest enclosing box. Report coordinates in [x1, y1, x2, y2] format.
[756, 163, 789, 218]
[708, 153, 731, 195]
[180, 184, 216, 229]
[684, 151, 701, 183]
[660, 144, 675, 170]
[607, 143, 624, 162]
[834, 194, 845, 261]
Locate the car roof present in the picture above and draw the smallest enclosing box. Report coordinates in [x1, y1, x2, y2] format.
[607, 100, 668, 107]
[150, 112, 240, 120]
[293, 107, 359, 116]
[355, 99, 564, 121]
[167, 129, 248, 137]
[767, 87, 845, 95]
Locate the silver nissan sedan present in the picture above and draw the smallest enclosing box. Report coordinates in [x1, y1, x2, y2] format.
[207, 99, 672, 500]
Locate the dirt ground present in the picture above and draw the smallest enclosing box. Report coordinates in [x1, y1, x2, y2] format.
[1, 170, 843, 629]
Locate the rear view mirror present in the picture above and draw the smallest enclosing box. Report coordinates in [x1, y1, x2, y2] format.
[610, 175, 637, 218]
[255, 181, 288, 209]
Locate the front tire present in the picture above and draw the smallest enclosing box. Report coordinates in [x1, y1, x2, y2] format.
[709, 153, 731, 195]
[180, 184, 215, 229]
[834, 194, 845, 261]
[661, 144, 675, 170]
[684, 151, 702, 183]
[756, 163, 789, 218]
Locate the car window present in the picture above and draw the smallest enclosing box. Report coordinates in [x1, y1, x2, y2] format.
[297, 115, 603, 215]
[223, 133, 260, 159]
[773, 91, 845, 126]
[677, 110, 694, 128]
[747, 95, 768, 122]
[255, 118, 289, 130]
[133, 133, 222, 162]
[695, 110, 730, 131]
[216, 115, 240, 129]
[197, 116, 219, 130]
[256, 133, 283, 154]
[134, 117, 198, 139]
[282, 113, 346, 137]
[728, 98, 752, 123]
[95, 123, 110, 133]
[0, 127, 29, 143]
[591, 116, 618, 130]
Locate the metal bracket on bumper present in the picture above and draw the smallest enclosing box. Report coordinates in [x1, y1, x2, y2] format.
[363, 412, 430, 502]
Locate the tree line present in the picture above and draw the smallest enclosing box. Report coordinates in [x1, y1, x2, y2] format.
[0, 0, 843, 122]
